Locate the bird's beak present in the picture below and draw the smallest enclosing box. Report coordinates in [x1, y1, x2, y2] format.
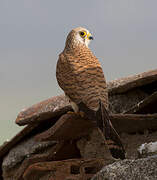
[87, 33, 94, 40]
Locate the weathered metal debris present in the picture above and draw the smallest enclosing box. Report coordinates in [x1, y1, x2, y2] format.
[35, 113, 95, 142]
[16, 95, 71, 126]
[14, 141, 81, 180]
[23, 158, 105, 180]
[16, 69, 157, 125]
[124, 91, 157, 114]
[0, 69, 157, 180]
[35, 113, 157, 143]
[107, 68, 157, 94]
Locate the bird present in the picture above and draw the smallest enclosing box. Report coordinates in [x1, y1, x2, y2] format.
[56, 27, 125, 159]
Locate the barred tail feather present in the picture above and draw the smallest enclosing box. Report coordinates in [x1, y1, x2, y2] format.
[78, 101, 126, 160]
[97, 101, 125, 159]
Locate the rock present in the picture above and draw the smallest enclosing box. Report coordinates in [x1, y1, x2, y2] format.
[138, 141, 157, 158]
[0, 124, 39, 160]
[92, 155, 157, 180]
[2, 138, 56, 170]
[77, 128, 113, 160]
[13, 141, 81, 180]
[2, 136, 56, 179]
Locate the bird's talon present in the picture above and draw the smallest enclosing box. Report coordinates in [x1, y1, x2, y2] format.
[79, 111, 85, 118]
[67, 111, 75, 114]
[67, 111, 85, 117]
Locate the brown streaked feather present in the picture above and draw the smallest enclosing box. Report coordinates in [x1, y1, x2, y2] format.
[56, 45, 108, 111]
[98, 101, 125, 159]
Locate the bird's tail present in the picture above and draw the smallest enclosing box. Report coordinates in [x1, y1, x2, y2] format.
[78, 101, 125, 160]
[96, 101, 125, 159]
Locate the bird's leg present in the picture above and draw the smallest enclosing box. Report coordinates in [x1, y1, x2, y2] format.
[67, 100, 85, 117]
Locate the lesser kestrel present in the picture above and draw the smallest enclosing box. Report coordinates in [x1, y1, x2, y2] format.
[56, 27, 125, 159]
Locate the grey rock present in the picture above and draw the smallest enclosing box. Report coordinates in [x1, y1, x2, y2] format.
[2, 136, 56, 171]
[92, 155, 157, 180]
[138, 141, 157, 158]
[77, 128, 112, 159]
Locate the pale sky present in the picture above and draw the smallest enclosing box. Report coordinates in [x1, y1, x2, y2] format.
[0, 0, 157, 144]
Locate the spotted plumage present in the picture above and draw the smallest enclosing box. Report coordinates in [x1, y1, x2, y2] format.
[56, 27, 125, 159]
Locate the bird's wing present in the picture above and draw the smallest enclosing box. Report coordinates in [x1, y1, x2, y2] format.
[56, 51, 108, 111]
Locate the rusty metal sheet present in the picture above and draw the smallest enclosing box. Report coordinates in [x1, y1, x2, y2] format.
[124, 91, 157, 114]
[35, 113, 94, 141]
[111, 113, 157, 133]
[15, 69, 157, 126]
[16, 95, 71, 126]
[23, 158, 105, 180]
[108, 69, 157, 95]
[13, 141, 81, 180]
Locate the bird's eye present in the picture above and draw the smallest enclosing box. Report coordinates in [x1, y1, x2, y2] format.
[79, 31, 86, 37]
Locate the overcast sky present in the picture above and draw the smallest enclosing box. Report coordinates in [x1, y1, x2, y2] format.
[0, 0, 157, 144]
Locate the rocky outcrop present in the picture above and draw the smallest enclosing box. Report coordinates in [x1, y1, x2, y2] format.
[92, 155, 157, 180]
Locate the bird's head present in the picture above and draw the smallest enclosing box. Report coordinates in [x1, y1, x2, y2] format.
[65, 27, 93, 49]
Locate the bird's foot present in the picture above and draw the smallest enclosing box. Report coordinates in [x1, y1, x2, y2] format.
[67, 111, 85, 118]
